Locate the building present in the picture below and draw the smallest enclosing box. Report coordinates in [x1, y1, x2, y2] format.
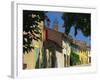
[43, 19, 72, 68]
[23, 17, 91, 69]
[71, 40, 91, 65]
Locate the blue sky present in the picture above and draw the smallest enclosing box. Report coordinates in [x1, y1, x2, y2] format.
[45, 12, 64, 32]
[45, 11, 90, 45]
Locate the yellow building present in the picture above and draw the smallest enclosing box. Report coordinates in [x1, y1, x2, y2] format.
[77, 50, 88, 64]
[74, 40, 90, 65]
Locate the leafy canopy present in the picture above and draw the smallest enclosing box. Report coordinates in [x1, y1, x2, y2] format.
[23, 10, 50, 53]
[62, 13, 91, 37]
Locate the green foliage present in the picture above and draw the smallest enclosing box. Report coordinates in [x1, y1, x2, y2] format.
[23, 10, 50, 53]
[62, 13, 91, 37]
[70, 50, 80, 66]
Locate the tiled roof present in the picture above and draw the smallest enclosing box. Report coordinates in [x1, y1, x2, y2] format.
[44, 27, 90, 51]
[44, 27, 62, 47]
[72, 40, 90, 50]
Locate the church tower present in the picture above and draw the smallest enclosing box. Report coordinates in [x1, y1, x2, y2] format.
[53, 18, 59, 31]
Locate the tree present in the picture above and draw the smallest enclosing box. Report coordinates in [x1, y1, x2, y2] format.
[23, 10, 50, 53]
[62, 13, 91, 37]
[70, 50, 80, 66]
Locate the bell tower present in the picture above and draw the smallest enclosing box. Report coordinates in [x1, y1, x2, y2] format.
[53, 18, 58, 31]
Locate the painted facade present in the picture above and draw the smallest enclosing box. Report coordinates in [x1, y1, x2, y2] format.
[72, 40, 90, 65]
[77, 50, 88, 64]
[62, 39, 71, 67]
[43, 21, 72, 68]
